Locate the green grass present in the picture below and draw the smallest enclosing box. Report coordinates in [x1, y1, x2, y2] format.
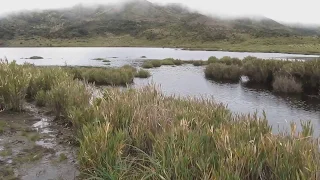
[205, 63, 242, 82]
[6, 36, 320, 55]
[135, 69, 151, 78]
[73, 86, 319, 179]
[0, 58, 319, 179]
[142, 58, 207, 69]
[142, 61, 154, 69]
[70, 66, 136, 86]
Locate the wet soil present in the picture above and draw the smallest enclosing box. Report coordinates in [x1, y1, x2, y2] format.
[0, 103, 79, 180]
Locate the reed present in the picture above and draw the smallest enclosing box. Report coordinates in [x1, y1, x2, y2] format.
[205, 63, 242, 82]
[0, 60, 32, 111]
[73, 86, 320, 179]
[135, 69, 151, 78]
[272, 75, 303, 93]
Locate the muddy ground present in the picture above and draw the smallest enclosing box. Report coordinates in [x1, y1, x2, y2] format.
[0, 104, 79, 180]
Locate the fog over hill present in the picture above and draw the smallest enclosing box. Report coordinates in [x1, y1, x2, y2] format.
[0, 0, 319, 44]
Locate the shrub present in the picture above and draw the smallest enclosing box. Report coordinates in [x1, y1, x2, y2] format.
[272, 75, 303, 93]
[0, 60, 32, 111]
[135, 69, 151, 78]
[205, 63, 242, 82]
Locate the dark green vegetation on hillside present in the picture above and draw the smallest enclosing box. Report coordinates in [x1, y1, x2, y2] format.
[204, 56, 320, 94]
[1, 0, 320, 54]
[0, 59, 319, 179]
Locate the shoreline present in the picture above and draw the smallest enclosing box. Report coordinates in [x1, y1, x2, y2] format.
[1, 45, 320, 56]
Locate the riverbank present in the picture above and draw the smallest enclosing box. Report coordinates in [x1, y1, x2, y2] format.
[0, 59, 319, 179]
[3, 36, 320, 55]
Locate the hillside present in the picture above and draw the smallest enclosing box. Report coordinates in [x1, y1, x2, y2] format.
[0, 0, 320, 54]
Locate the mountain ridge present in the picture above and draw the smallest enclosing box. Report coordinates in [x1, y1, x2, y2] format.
[0, 0, 319, 47]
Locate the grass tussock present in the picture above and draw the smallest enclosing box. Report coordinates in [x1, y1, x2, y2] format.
[142, 58, 208, 69]
[69, 66, 136, 86]
[273, 75, 303, 93]
[0, 60, 138, 112]
[205, 56, 320, 94]
[205, 63, 242, 82]
[141, 61, 154, 69]
[135, 69, 151, 78]
[0, 60, 32, 111]
[208, 56, 242, 66]
[72, 86, 320, 179]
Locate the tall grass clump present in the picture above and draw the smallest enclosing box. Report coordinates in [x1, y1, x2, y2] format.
[35, 90, 47, 107]
[272, 75, 303, 93]
[142, 61, 154, 69]
[192, 60, 206, 66]
[242, 59, 289, 83]
[47, 79, 91, 118]
[74, 86, 320, 179]
[161, 58, 175, 65]
[27, 67, 71, 100]
[279, 60, 320, 92]
[135, 69, 151, 78]
[0, 60, 32, 111]
[71, 66, 136, 86]
[205, 63, 242, 82]
[220, 56, 242, 66]
[150, 60, 162, 67]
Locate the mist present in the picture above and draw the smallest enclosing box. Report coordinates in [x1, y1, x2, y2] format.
[0, 0, 320, 25]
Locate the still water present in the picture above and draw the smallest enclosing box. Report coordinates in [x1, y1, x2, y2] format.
[0, 47, 319, 134]
[133, 65, 320, 134]
[0, 47, 319, 67]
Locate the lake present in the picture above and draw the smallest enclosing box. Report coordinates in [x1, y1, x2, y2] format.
[0, 47, 319, 67]
[1, 47, 319, 134]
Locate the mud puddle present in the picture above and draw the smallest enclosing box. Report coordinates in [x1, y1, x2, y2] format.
[0, 103, 79, 180]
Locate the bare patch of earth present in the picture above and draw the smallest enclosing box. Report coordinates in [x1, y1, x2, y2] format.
[0, 103, 79, 180]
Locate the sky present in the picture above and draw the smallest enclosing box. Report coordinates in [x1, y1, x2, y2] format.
[1, 0, 319, 24]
